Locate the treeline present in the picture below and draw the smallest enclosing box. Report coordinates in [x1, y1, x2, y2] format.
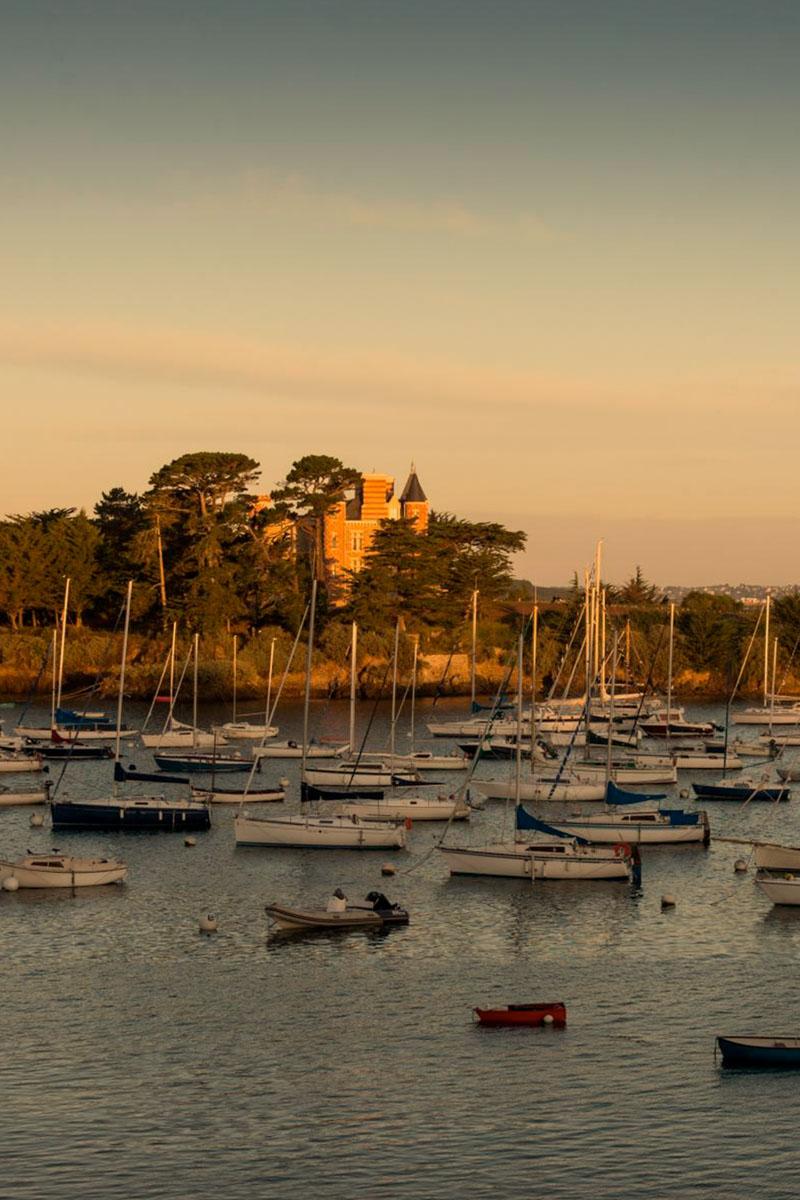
[0, 451, 525, 644]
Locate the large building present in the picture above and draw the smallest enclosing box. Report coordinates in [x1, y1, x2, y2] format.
[324, 466, 429, 580]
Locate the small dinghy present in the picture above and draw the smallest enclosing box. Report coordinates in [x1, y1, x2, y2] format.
[0, 781, 52, 807]
[0, 853, 127, 889]
[266, 893, 409, 933]
[0, 752, 45, 774]
[474, 1002, 567, 1028]
[717, 1036, 800, 1069]
[191, 784, 285, 804]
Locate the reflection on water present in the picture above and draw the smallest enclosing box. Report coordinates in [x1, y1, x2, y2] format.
[3, 698, 800, 1198]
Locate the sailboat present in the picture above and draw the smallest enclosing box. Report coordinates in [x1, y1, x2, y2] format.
[51, 583, 211, 833]
[439, 630, 634, 880]
[213, 634, 280, 740]
[234, 582, 407, 850]
[538, 781, 710, 845]
[140, 625, 220, 749]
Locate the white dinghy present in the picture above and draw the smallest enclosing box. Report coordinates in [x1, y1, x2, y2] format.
[755, 871, 800, 906]
[0, 781, 52, 807]
[0, 752, 44, 774]
[335, 794, 470, 822]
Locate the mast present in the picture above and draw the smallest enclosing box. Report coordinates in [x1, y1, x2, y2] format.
[470, 586, 478, 711]
[232, 634, 238, 724]
[56, 577, 70, 714]
[192, 633, 199, 749]
[155, 514, 167, 615]
[530, 604, 538, 776]
[606, 635, 618, 786]
[410, 634, 419, 755]
[514, 630, 524, 810]
[168, 621, 177, 718]
[300, 579, 318, 781]
[584, 568, 591, 703]
[266, 637, 276, 727]
[769, 637, 778, 733]
[114, 580, 133, 765]
[349, 622, 358, 755]
[763, 594, 771, 708]
[390, 617, 401, 764]
[666, 602, 675, 729]
[50, 628, 58, 729]
[600, 587, 607, 700]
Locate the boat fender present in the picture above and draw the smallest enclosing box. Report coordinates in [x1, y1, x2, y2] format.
[30, 812, 45, 828]
[404, 817, 413, 830]
[2, 876, 20, 892]
[199, 913, 218, 934]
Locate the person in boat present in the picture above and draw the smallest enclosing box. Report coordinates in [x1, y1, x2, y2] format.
[366, 890, 396, 915]
[326, 888, 347, 913]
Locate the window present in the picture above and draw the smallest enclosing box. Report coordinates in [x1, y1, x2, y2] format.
[351, 531, 363, 552]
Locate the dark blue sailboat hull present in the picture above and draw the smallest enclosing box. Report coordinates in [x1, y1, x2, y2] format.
[51, 800, 210, 832]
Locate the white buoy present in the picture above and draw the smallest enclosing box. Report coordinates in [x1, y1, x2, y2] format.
[29, 812, 45, 827]
[2, 876, 20, 892]
[661, 894, 676, 909]
[679, 789, 689, 799]
[734, 858, 748, 873]
[381, 862, 396, 877]
[184, 836, 196, 847]
[279, 777, 290, 790]
[542, 1013, 555, 1025]
[199, 913, 218, 934]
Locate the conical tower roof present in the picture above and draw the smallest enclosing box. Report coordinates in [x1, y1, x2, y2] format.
[400, 463, 427, 504]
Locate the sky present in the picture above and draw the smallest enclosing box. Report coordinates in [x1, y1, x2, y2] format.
[1, 0, 799, 585]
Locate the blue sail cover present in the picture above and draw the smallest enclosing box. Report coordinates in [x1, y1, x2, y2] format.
[659, 808, 701, 826]
[605, 781, 667, 806]
[516, 805, 590, 845]
[114, 761, 189, 786]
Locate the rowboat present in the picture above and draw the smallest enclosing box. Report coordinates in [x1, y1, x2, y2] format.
[265, 899, 409, 933]
[755, 871, 800, 905]
[717, 1036, 800, 1068]
[474, 1003, 567, 1028]
[0, 853, 127, 889]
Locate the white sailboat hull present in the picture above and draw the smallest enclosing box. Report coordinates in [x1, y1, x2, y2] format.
[353, 752, 469, 771]
[191, 786, 285, 804]
[0, 786, 50, 806]
[141, 729, 220, 749]
[754, 844, 800, 871]
[234, 813, 407, 849]
[0, 856, 127, 888]
[755, 873, 800, 905]
[475, 779, 608, 802]
[16, 727, 137, 743]
[303, 766, 417, 787]
[212, 723, 279, 740]
[545, 814, 707, 845]
[734, 708, 800, 726]
[439, 842, 629, 879]
[253, 742, 345, 759]
[335, 796, 469, 822]
[673, 754, 743, 770]
[0, 755, 44, 773]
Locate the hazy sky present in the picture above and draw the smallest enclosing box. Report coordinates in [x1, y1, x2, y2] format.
[2, 0, 798, 584]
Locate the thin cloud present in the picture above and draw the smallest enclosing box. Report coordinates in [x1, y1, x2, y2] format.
[174, 168, 555, 242]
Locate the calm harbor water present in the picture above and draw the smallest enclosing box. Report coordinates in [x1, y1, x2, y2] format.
[3, 697, 800, 1198]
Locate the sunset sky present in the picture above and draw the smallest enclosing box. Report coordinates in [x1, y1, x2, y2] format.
[2, 0, 798, 584]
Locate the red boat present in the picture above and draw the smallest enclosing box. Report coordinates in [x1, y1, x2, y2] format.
[474, 1002, 567, 1028]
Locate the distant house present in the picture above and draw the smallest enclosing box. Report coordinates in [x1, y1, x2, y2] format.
[324, 466, 429, 581]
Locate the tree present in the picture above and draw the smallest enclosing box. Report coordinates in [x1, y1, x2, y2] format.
[93, 488, 148, 619]
[144, 452, 260, 629]
[271, 455, 360, 585]
[618, 566, 661, 606]
[677, 592, 749, 681]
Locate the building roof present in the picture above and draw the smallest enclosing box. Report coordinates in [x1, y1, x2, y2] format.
[399, 465, 427, 504]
